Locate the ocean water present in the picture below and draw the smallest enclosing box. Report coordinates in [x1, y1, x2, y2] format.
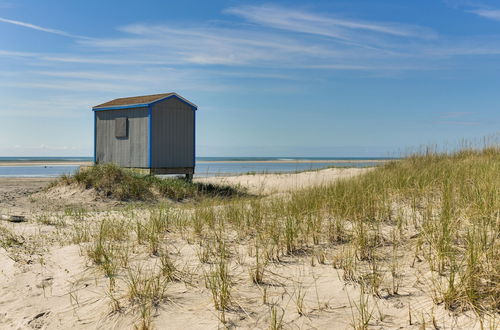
[0, 157, 395, 178]
[0, 157, 93, 162]
[0, 165, 79, 178]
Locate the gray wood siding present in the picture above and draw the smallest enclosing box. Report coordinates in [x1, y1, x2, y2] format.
[151, 98, 194, 168]
[95, 107, 148, 167]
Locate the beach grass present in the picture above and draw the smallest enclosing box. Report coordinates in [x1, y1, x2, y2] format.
[50, 163, 246, 201]
[290, 146, 500, 313]
[20, 144, 498, 328]
[188, 146, 499, 316]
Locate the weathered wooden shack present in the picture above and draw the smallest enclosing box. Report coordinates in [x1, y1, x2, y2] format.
[92, 93, 197, 177]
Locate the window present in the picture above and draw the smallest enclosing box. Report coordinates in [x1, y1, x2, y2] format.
[115, 117, 128, 138]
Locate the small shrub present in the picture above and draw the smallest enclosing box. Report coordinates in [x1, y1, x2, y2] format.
[71, 164, 152, 200]
[155, 178, 245, 201]
[51, 163, 246, 202]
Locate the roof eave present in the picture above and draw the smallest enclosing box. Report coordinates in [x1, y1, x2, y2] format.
[92, 103, 149, 111]
[92, 93, 198, 111]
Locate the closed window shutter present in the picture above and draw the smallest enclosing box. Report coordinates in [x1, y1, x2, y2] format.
[115, 117, 128, 138]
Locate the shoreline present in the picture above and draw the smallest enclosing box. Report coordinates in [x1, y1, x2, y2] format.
[196, 159, 392, 164]
[0, 161, 92, 167]
[0, 159, 393, 167]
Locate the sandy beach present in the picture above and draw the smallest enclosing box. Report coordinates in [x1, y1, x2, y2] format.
[2, 0, 498, 328]
[0, 164, 491, 330]
[0, 168, 369, 213]
[195, 167, 371, 194]
[0, 177, 53, 213]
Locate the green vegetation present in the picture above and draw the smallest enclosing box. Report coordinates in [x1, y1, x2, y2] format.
[222, 147, 498, 315]
[297, 147, 500, 313]
[152, 176, 245, 201]
[0, 225, 24, 250]
[41, 145, 498, 328]
[204, 146, 498, 316]
[53, 163, 245, 201]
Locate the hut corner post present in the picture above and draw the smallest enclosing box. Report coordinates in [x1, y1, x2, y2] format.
[190, 106, 195, 182]
[93, 111, 97, 164]
[148, 104, 153, 169]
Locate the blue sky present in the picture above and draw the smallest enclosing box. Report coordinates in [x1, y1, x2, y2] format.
[0, 0, 499, 157]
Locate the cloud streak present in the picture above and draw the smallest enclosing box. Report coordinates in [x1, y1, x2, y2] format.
[81, 24, 352, 67]
[0, 17, 88, 39]
[1, 3, 500, 98]
[445, 1, 500, 21]
[225, 5, 437, 40]
[0, 2, 498, 155]
[469, 8, 500, 20]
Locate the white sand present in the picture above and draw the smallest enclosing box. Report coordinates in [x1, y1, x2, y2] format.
[195, 167, 371, 195]
[0, 169, 489, 329]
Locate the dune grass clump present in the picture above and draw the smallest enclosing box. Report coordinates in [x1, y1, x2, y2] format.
[0, 225, 24, 249]
[53, 163, 245, 201]
[60, 163, 152, 200]
[190, 146, 498, 318]
[284, 146, 500, 313]
[150, 176, 245, 201]
[73, 214, 172, 329]
[49, 143, 499, 329]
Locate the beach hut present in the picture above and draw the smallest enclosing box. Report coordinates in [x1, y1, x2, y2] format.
[92, 92, 197, 178]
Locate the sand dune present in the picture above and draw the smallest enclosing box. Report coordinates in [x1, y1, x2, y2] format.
[195, 167, 371, 195]
[0, 168, 491, 329]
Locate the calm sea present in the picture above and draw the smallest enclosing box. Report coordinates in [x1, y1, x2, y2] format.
[0, 157, 396, 178]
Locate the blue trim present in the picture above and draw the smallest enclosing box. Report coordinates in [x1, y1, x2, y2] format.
[93, 111, 96, 164]
[92, 94, 198, 112]
[149, 94, 198, 110]
[148, 105, 152, 168]
[193, 109, 196, 168]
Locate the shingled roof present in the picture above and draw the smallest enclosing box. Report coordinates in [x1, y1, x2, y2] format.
[93, 92, 197, 110]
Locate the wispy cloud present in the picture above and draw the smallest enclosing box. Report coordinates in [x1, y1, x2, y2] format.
[0, 49, 38, 57]
[469, 8, 500, 20]
[0, 48, 172, 65]
[0, 65, 234, 95]
[0, 2, 498, 156]
[225, 4, 437, 40]
[81, 24, 352, 67]
[1, 3, 500, 98]
[0, 17, 88, 38]
[74, 4, 500, 71]
[79, 18, 432, 71]
[444, 0, 500, 21]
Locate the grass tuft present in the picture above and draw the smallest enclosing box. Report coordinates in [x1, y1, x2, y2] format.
[50, 163, 246, 201]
